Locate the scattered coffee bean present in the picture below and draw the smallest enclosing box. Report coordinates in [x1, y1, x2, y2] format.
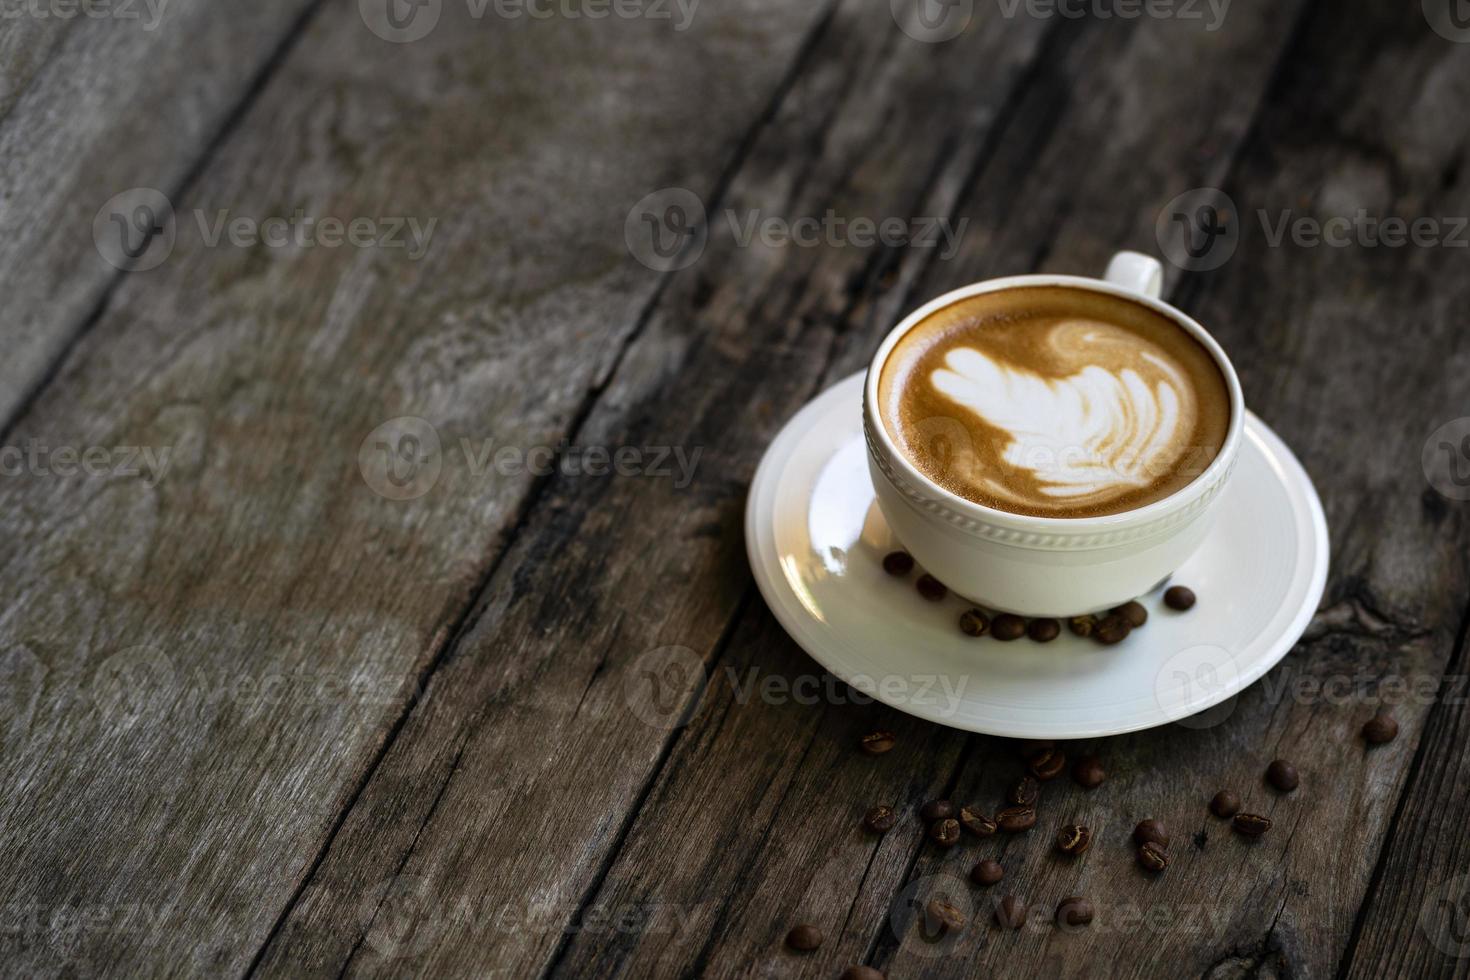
[994, 895, 1028, 929]
[1136, 842, 1168, 872]
[959, 609, 990, 637]
[1133, 819, 1168, 848]
[920, 799, 955, 821]
[960, 806, 997, 837]
[1028, 617, 1061, 642]
[997, 805, 1037, 833]
[786, 924, 823, 951]
[1008, 776, 1040, 806]
[992, 613, 1027, 641]
[1072, 755, 1105, 789]
[1028, 747, 1067, 781]
[840, 968, 885, 980]
[926, 898, 965, 933]
[1164, 585, 1196, 610]
[929, 818, 961, 847]
[1056, 824, 1092, 856]
[863, 805, 897, 833]
[1209, 791, 1240, 819]
[1363, 712, 1399, 744]
[1094, 614, 1132, 646]
[916, 575, 947, 601]
[1056, 896, 1094, 927]
[860, 731, 896, 756]
[1266, 759, 1299, 792]
[1112, 601, 1148, 628]
[882, 551, 914, 576]
[1232, 813, 1272, 837]
[970, 859, 1004, 886]
[1068, 615, 1096, 638]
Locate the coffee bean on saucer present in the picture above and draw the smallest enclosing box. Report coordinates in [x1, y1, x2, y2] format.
[916, 575, 947, 601]
[882, 551, 914, 576]
[1209, 791, 1240, 819]
[960, 806, 997, 837]
[970, 859, 1004, 886]
[1364, 712, 1399, 744]
[840, 968, 885, 980]
[863, 805, 897, 833]
[929, 818, 961, 847]
[1232, 813, 1272, 837]
[1028, 747, 1066, 781]
[926, 898, 966, 933]
[1068, 615, 1096, 638]
[1056, 824, 1092, 856]
[997, 805, 1036, 833]
[786, 923, 823, 951]
[1137, 842, 1168, 872]
[959, 609, 990, 637]
[994, 895, 1028, 929]
[1164, 585, 1196, 610]
[1112, 601, 1149, 628]
[1072, 755, 1105, 789]
[920, 799, 955, 821]
[1266, 760, 1299, 792]
[860, 731, 896, 756]
[1133, 819, 1168, 848]
[1056, 896, 1094, 927]
[1094, 615, 1131, 645]
[992, 614, 1027, 641]
[1028, 618, 1061, 642]
[1008, 776, 1040, 807]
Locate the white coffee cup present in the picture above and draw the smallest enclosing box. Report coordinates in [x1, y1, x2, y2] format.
[863, 251, 1245, 617]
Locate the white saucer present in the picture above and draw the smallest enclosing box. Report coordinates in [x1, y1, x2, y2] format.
[745, 372, 1329, 738]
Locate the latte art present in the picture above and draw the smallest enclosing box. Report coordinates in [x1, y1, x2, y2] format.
[878, 287, 1231, 518]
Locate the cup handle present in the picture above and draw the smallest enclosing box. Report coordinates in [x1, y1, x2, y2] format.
[1104, 251, 1164, 300]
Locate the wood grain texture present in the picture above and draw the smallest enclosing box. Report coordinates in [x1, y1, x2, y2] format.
[0, 0, 829, 974]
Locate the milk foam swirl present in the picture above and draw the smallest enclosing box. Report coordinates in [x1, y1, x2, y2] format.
[928, 320, 1197, 511]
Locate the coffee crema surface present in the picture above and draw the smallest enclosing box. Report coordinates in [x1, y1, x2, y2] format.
[877, 286, 1231, 518]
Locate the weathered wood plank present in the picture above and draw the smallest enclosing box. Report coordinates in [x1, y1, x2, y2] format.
[0, 0, 323, 427]
[0, 2, 829, 974]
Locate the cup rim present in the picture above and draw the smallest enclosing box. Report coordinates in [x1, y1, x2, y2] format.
[863, 273, 1246, 531]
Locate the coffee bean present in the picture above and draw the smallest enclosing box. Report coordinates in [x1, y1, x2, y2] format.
[882, 551, 914, 576]
[1008, 776, 1040, 806]
[994, 895, 1027, 929]
[960, 806, 997, 837]
[1028, 617, 1061, 642]
[863, 805, 897, 833]
[786, 924, 823, 951]
[992, 613, 1027, 641]
[1072, 755, 1105, 789]
[1094, 614, 1132, 645]
[1112, 601, 1148, 627]
[1133, 819, 1168, 848]
[840, 968, 885, 980]
[1068, 615, 1096, 638]
[1232, 813, 1272, 837]
[916, 574, 947, 601]
[1056, 896, 1094, 927]
[1364, 712, 1399, 744]
[997, 805, 1036, 833]
[1136, 842, 1168, 872]
[1056, 824, 1092, 856]
[1028, 747, 1066, 781]
[959, 609, 990, 637]
[859, 731, 895, 756]
[970, 859, 1004, 886]
[925, 898, 965, 933]
[929, 818, 961, 847]
[920, 799, 955, 821]
[1266, 759, 1299, 792]
[1164, 585, 1196, 610]
[1209, 791, 1240, 819]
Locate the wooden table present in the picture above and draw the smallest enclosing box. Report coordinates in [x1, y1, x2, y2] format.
[4, 0, 1469, 976]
